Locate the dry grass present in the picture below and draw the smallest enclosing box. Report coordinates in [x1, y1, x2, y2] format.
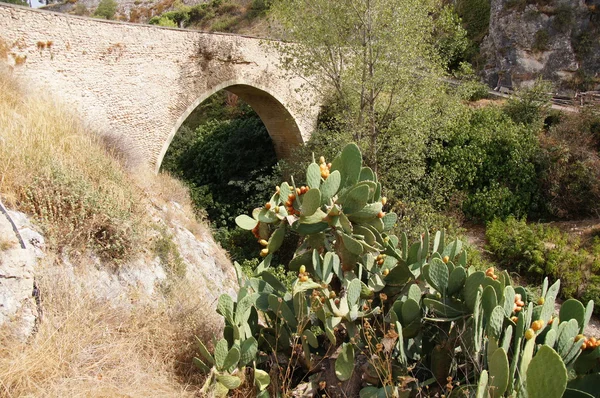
[0, 258, 221, 397]
[0, 66, 147, 261]
[0, 65, 231, 397]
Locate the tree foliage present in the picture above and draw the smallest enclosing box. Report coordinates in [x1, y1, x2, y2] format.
[92, 0, 118, 20]
[271, 0, 445, 170]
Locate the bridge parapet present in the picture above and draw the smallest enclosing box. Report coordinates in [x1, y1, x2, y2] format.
[0, 4, 321, 171]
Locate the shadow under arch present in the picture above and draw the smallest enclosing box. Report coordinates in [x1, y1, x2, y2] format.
[155, 80, 305, 173]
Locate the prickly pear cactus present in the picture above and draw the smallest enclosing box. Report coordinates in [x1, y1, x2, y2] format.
[190, 143, 600, 398]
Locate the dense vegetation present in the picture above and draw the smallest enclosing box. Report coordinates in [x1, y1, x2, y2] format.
[156, 0, 600, 395]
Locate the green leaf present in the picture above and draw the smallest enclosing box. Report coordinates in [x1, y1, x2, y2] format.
[338, 143, 362, 188]
[306, 162, 321, 189]
[254, 368, 271, 391]
[426, 258, 449, 295]
[488, 348, 509, 398]
[559, 299, 586, 333]
[347, 279, 361, 305]
[239, 337, 258, 367]
[193, 357, 210, 373]
[301, 188, 321, 216]
[381, 212, 397, 231]
[303, 329, 318, 348]
[321, 170, 341, 202]
[267, 226, 286, 253]
[335, 343, 355, 381]
[216, 375, 242, 390]
[342, 184, 370, 214]
[217, 294, 234, 323]
[235, 214, 257, 230]
[223, 346, 240, 373]
[260, 271, 287, 293]
[527, 345, 568, 398]
[359, 166, 375, 182]
[195, 336, 215, 365]
[341, 232, 364, 256]
[214, 339, 229, 371]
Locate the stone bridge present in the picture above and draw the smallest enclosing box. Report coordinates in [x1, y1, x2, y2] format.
[0, 4, 321, 172]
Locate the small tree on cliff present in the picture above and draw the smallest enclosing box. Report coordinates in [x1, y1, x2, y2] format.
[93, 0, 117, 20]
[270, 0, 445, 172]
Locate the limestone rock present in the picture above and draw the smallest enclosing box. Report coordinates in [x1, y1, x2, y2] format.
[482, 0, 600, 92]
[0, 209, 41, 341]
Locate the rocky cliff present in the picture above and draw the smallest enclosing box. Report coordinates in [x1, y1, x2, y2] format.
[0, 193, 237, 342]
[482, 0, 600, 93]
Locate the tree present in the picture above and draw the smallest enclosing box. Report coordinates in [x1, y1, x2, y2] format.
[1, 0, 29, 6]
[92, 0, 117, 20]
[270, 0, 445, 172]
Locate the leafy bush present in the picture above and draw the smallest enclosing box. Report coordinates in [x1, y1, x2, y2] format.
[552, 3, 573, 33]
[486, 217, 600, 309]
[93, 0, 118, 20]
[532, 29, 550, 52]
[503, 78, 552, 126]
[429, 105, 543, 221]
[538, 107, 600, 218]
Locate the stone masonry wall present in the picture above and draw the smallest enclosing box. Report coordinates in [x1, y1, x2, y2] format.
[0, 4, 320, 170]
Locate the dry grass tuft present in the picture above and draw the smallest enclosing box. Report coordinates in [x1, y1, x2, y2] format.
[0, 260, 220, 397]
[0, 66, 147, 262]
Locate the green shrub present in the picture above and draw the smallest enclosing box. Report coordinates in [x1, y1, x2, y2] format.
[93, 0, 118, 20]
[486, 217, 600, 309]
[503, 78, 552, 126]
[532, 29, 550, 52]
[552, 4, 573, 33]
[538, 107, 600, 218]
[152, 224, 186, 277]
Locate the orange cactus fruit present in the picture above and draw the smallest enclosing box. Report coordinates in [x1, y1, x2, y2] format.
[288, 193, 296, 200]
[275, 185, 280, 193]
[382, 197, 387, 205]
[525, 328, 535, 340]
[537, 297, 545, 305]
[575, 334, 585, 342]
[442, 256, 450, 264]
[514, 293, 522, 302]
[531, 320, 544, 331]
[511, 316, 519, 323]
[377, 211, 385, 218]
[299, 275, 308, 282]
[265, 203, 271, 210]
[382, 268, 390, 276]
[327, 163, 332, 169]
[319, 156, 325, 164]
[258, 239, 268, 247]
[260, 248, 269, 257]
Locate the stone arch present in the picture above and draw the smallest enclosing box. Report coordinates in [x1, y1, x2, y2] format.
[155, 80, 305, 173]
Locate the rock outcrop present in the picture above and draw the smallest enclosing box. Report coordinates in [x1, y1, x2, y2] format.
[0, 206, 43, 341]
[0, 198, 237, 342]
[482, 0, 600, 92]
